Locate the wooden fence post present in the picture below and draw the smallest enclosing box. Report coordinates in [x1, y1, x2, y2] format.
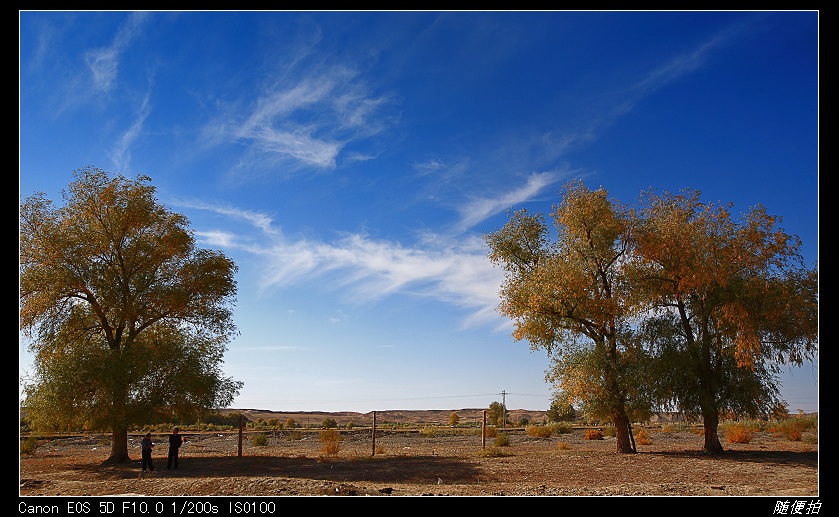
[238, 414, 243, 457]
[372, 411, 377, 456]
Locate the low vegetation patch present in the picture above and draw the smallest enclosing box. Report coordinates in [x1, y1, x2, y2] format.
[20, 436, 39, 455]
[526, 424, 553, 438]
[494, 433, 511, 447]
[319, 429, 342, 456]
[419, 427, 437, 437]
[724, 424, 753, 444]
[584, 429, 604, 441]
[768, 416, 818, 442]
[477, 446, 512, 458]
[634, 428, 652, 445]
[550, 421, 574, 434]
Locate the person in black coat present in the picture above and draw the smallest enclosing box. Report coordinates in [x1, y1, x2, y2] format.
[166, 427, 184, 469]
[140, 433, 155, 475]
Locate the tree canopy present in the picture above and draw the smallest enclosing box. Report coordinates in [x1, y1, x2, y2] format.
[629, 188, 818, 453]
[20, 166, 243, 463]
[486, 181, 818, 454]
[487, 181, 649, 453]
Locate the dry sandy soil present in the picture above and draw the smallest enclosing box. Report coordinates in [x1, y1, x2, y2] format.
[20, 426, 818, 497]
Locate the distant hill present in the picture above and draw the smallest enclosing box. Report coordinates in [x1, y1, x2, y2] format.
[218, 408, 548, 427]
[216, 408, 818, 427]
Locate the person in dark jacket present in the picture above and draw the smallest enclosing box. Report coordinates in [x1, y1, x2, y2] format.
[166, 427, 184, 469]
[140, 433, 155, 476]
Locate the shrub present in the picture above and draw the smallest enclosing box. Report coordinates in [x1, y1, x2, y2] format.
[251, 433, 268, 446]
[20, 436, 39, 455]
[285, 430, 303, 441]
[550, 421, 574, 434]
[526, 425, 553, 438]
[769, 417, 816, 442]
[494, 433, 510, 447]
[584, 429, 603, 441]
[634, 429, 652, 445]
[319, 429, 342, 456]
[725, 424, 753, 444]
[484, 426, 497, 438]
[786, 427, 802, 441]
[420, 427, 437, 437]
[601, 425, 616, 437]
[735, 419, 765, 432]
[556, 441, 570, 450]
[478, 446, 511, 458]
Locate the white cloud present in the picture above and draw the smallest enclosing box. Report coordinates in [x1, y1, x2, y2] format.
[454, 171, 563, 233]
[214, 66, 394, 173]
[109, 90, 152, 172]
[84, 12, 151, 95]
[184, 199, 507, 328]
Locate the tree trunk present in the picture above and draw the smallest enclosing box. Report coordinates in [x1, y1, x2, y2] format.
[106, 354, 132, 463]
[106, 427, 131, 463]
[613, 412, 636, 454]
[701, 410, 724, 454]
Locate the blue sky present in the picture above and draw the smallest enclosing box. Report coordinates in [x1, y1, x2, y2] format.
[19, 11, 818, 414]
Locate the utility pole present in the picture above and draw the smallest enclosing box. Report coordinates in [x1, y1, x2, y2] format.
[501, 390, 507, 429]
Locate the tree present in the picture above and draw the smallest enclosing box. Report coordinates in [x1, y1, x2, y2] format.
[20, 166, 242, 463]
[630, 188, 818, 454]
[546, 394, 576, 422]
[486, 181, 652, 453]
[487, 401, 504, 426]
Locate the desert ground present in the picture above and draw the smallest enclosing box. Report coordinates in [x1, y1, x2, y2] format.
[20, 424, 818, 497]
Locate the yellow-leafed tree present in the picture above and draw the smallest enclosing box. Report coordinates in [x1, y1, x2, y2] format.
[487, 181, 650, 453]
[630, 188, 818, 454]
[20, 166, 242, 463]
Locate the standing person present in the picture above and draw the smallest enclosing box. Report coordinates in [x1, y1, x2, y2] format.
[140, 433, 155, 476]
[167, 427, 184, 469]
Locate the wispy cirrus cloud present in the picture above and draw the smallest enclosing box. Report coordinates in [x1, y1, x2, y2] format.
[452, 171, 566, 233]
[208, 65, 395, 173]
[108, 88, 152, 173]
[183, 194, 509, 329]
[83, 12, 152, 96]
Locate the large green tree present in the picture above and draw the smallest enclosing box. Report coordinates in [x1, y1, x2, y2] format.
[486, 181, 652, 453]
[20, 166, 243, 463]
[630, 188, 818, 454]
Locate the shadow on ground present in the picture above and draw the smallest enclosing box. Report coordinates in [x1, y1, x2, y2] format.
[644, 449, 818, 468]
[85, 454, 488, 484]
